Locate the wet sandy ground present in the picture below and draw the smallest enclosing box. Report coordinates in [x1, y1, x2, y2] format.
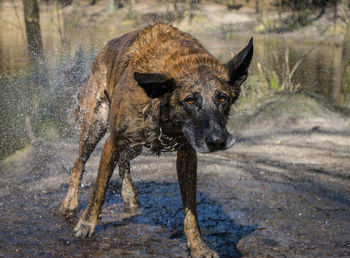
[1, 94, 350, 257]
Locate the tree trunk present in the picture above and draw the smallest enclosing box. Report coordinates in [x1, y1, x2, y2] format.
[278, 0, 282, 23]
[341, 0, 350, 104]
[332, 45, 343, 102]
[22, 0, 48, 143]
[342, 20, 350, 104]
[23, 0, 44, 63]
[106, 0, 116, 14]
[333, 0, 342, 29]
[127, 0, 136, 19]
[184, 0, 196, 24]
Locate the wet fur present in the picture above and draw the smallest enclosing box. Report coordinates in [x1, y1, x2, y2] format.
[59, 23, 253, 258]
[75, 24, 234, 149]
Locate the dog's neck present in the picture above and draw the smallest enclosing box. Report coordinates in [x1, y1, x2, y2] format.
[159, 95, 181, 136]
[144, 96, 187, 154]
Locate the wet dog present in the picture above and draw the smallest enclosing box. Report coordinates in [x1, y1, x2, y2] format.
[59, 23, 253, 257]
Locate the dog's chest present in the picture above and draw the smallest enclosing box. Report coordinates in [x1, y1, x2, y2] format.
[147, 129, 187, 153]
[141, 100, 187, 153]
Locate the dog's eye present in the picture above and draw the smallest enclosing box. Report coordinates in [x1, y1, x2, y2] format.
[218, 94, 227, 103]
[219, 96, 227, 103]
[185, 96, 195, 105]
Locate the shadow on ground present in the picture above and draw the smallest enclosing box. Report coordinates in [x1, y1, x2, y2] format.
[104, 180, 256, 257]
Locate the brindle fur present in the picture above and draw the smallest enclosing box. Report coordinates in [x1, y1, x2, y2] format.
[59, 23, 253, 258]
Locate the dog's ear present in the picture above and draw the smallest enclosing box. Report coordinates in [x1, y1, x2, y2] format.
[225, 37, 253, 99]
[134, 72, 176, 99]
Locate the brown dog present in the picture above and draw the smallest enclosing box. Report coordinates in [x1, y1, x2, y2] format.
[59, 23, 253, 257]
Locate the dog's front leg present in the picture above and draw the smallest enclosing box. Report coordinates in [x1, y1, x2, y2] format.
[74, 135, 121, 238]
[176, 147, 219, 258]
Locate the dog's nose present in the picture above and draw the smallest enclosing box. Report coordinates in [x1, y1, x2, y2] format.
[206, 132, 227, 150]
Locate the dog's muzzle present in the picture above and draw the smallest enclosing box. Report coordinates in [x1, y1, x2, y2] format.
[205, 130, 235, 152]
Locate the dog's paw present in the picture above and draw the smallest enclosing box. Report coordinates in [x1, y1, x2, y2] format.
[58, 190, 78, 217]
[192, 246, 219, 258]
[123, 201, 140, 214]
[73, 218, 96, 238]
[57, 202, 76, 217]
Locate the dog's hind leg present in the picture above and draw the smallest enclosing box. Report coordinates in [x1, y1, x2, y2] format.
[118, 146, 142, 212]
[59, 118, 107, 217]
[176, 147, 219, 258]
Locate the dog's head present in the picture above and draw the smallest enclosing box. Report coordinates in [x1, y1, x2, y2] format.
[134, 38, 253, 153]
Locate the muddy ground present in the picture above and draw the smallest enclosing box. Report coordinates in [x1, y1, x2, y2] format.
[0, 93, 350, 257]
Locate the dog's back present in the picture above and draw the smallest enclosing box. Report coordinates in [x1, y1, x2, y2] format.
[75, 24, 228, 128]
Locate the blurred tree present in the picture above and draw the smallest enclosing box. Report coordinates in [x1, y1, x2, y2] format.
[22, 0, 47, 142]
[55, 0, 65, 46]
[23, 0, 44, 63]
[183, 0, 199, 23]
[184, 0, 193, 23]
[127, 0, 136, 19]
[105, 0, 124, 14]
[106, 0, 116, 13]
[173, 0, 182, 21]
[341, 0, 350, 103]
